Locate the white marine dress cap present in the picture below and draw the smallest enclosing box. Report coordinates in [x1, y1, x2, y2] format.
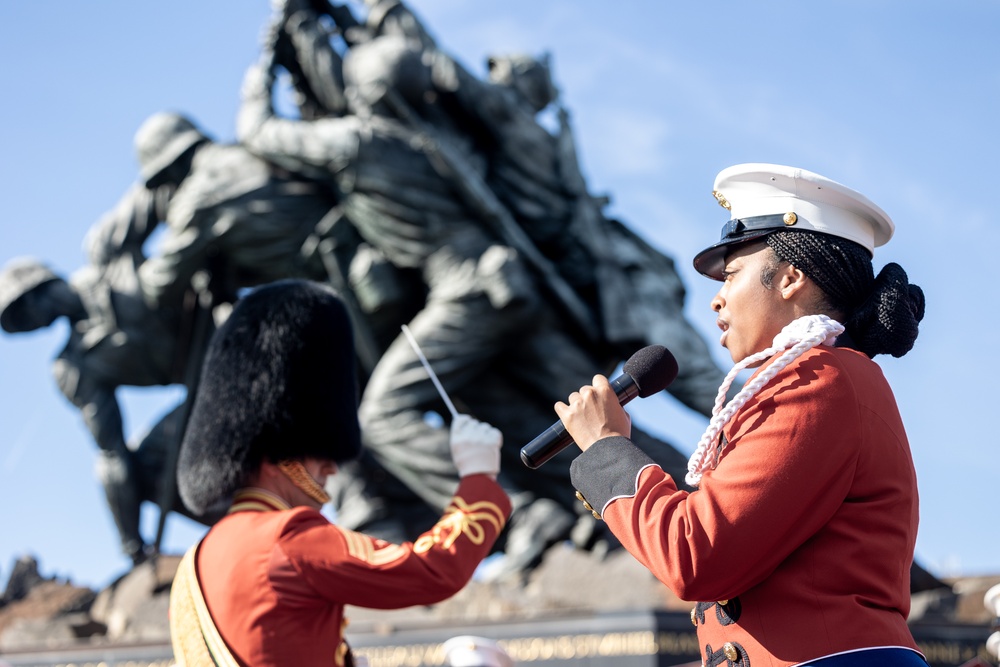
[442, 635, 515, 667]
[693, 163, 895, 280]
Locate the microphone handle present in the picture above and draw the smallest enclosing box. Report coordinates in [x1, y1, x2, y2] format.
[519, 374, 639, 469]
[610, 374, 640, 403]
[520, 422, 573, 469]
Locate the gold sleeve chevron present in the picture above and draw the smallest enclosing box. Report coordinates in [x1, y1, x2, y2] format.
[340, 527, 410, 566]
[413, 497, 506, 554]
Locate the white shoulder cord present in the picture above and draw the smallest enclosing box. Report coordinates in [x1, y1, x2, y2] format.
[685, 315, 845, 487]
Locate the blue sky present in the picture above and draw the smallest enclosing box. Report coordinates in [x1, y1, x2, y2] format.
[1, 1, 997, 590]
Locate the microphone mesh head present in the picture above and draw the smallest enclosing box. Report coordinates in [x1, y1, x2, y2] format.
[623, 345, 679, 398]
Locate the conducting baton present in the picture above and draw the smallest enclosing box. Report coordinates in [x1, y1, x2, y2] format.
[400, 324, 459, 420]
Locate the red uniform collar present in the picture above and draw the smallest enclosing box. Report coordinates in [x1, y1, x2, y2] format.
[228, 488, 292, 513]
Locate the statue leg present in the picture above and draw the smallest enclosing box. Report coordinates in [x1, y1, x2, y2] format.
[94, 449, 145, 564]
[455, 323, 603, 579]
[460, 315, 695, 579]
[56, 359, 147, 564]
[354, 279, 538, 533]
[130, 403, 225, 526]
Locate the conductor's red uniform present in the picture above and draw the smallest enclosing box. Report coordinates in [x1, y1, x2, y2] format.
[196, 475, 510, 667]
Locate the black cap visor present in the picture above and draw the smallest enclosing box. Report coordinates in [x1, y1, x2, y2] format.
[692, 214, 790, 280]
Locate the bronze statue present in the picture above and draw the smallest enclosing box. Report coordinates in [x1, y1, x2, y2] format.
[0, 0, 733, 579]
[231, 0, 731, 577]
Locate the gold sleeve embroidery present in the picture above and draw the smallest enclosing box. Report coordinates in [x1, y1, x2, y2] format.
[413, 497, 506, 554]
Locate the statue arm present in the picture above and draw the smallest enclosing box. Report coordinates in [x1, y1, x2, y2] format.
[236, 47, 280, 142]
[279, 8, 348, 116]
[237, 52, 358, 183]
[556, 106, 589, 196]
[363, 0, 437, 49]
[83, 183, 172, 267]
[53, 353, 129, 456]
[428, 51, 512, 132]
[136, 203, 219, 310]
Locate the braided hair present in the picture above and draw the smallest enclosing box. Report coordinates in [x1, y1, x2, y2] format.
[765, 230, 925, 358]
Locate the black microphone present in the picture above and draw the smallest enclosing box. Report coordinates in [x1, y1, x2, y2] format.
[520, 345, 678, 469]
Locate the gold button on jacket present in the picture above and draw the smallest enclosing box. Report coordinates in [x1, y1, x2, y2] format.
[723, 642, 739, 661]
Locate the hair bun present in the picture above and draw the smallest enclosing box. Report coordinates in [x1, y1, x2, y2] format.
[848, 262, 924, 358]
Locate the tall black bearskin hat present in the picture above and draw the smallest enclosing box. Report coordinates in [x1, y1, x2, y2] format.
[177, 279, 362, 516]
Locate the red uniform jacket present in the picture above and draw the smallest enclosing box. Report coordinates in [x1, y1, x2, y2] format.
[570, 345, 920, 666]
[195, 474, 510, 667]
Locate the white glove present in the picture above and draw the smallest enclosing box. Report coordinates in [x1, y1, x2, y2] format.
[449, 414, 502, 478]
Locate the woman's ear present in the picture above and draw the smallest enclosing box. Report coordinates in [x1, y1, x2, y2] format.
[778, 264, 809, 300]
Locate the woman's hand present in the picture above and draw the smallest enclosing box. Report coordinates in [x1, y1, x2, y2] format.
[554, 374, 631, 452]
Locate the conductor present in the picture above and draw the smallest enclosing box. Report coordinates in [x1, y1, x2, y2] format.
[168, 280, 510, 666]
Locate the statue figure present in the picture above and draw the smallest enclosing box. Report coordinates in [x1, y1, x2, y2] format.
[237, 0, 732, 576]
[392, 9, 727, 409]
[281, 0, 726, 415]
[130, 111, 337, 313]
[0, 108, 351, 564]
[0, 253, 197, 564]
[237, 15, 546, 507]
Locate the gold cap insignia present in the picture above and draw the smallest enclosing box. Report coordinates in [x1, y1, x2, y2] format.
[712, 190, 731, 211]
[783, 212, 797, 225]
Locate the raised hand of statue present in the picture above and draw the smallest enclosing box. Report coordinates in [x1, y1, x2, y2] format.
[324, 2, 360, 27]
[261, 0, 313, 60]
[241, 54, 275, 103]
[269, 0, 310, 17]
[258, 11, 284, 53]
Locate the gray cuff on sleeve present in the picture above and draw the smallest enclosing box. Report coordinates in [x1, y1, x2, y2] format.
[570, 436, 657, 516]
